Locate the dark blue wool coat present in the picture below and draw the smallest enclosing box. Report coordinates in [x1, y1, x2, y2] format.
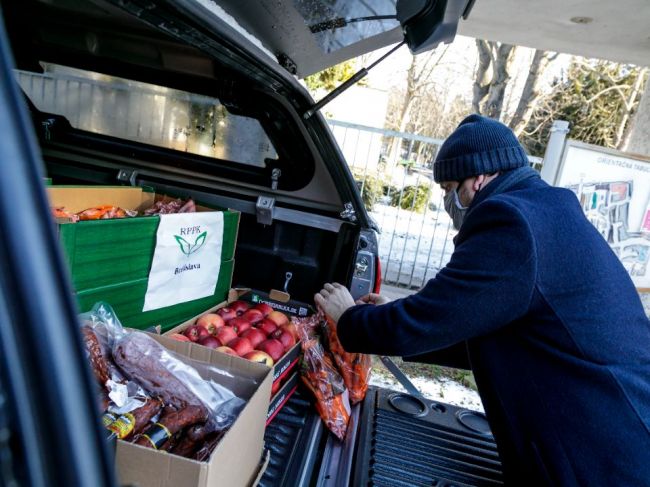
[338, 172, 650, 485]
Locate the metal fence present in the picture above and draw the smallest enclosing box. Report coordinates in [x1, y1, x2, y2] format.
[327, 119, 543, 290]
[327, 119, 454, 289]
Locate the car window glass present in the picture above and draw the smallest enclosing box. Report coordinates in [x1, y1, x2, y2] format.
[16, 63, 278, 168]
[293, 0, 399, 53]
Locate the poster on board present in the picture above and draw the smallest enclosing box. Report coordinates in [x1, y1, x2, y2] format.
[556, 140, 650, 289]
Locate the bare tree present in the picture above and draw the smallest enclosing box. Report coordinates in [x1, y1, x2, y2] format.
[386, 46, 450, 164]
[472, 40, 516, 119]
[509, 50, 559, 136]
[472, 41, 557, 136]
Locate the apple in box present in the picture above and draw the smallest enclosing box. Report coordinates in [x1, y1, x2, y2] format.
[243, 350, 274, 367]
[267, 311, 289, 327]
[169, 333, 191, 342]
[184, 325, 210, 342]
[215, 346, 237, 356]
[217, 306, 237, 322]
[230, 300, 249, 316]
[257, 338, 284, 362]
[239, 328, 266, 348]
[253, 303, 274, 317]
[258, 319, 278, 336]
[228, 337, 254, 357]
[196, 313, 225, 335]
[241, 309, 264, 325]
[270, 328, 296, 352]
[215, 326, 237, 346]
[228, 317, 251, 334]
[198, 335, 221, 350]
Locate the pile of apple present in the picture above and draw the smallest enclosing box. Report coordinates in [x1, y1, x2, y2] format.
[169, 300, 297, 366]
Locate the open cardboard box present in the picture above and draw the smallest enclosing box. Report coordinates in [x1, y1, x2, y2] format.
[165, 288, 314, 387]
[115, 333, 272, 487]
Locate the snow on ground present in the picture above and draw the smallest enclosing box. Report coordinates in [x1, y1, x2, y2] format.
[370, 371, 484, 413]
[371, 201, 456, 288]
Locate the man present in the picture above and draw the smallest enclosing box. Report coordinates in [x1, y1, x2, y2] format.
[316, 115, 650, 485]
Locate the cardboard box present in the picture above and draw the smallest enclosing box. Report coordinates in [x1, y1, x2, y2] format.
[267, 371, 299, 425]
[115, 333, 272, 487]
[166, 288, 313, 387]
[47, 186, 239, 330]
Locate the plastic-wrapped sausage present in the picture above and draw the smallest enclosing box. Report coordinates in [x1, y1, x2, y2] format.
[81, 325, 111, 387]
[106, 398, 163, 440]
[134, 405, 207, 450]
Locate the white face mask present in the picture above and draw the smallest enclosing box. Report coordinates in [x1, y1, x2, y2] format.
[444, 186, 468, 231]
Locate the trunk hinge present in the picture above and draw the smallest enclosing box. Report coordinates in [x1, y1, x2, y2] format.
[256, 196, 275, 225]
[340, 202, 357, 222]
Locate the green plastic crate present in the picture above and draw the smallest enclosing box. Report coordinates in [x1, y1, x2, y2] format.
[76, 259, 235, 332]
[59, 211, 239, 290]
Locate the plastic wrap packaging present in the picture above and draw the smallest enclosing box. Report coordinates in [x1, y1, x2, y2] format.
[323, 315, 371, 405]
[294, 313, 350, 440]
[80, 302, 249, 442]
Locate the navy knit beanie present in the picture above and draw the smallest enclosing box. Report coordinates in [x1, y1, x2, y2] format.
[433, 114, 529, 183]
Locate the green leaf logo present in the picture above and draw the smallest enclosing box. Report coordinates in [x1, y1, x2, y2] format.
[189, 231, 207, 254]
[174, 235, 192, 256]
[174, 231, 208, 256]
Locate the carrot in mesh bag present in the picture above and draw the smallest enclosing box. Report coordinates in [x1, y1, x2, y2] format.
[323, 315, 372, 404]
[294, 313, 350, 440]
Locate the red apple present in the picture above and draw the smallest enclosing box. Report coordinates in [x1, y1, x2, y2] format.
[228, 337, 253, 357]
[196, 313, 225, 335]
[215, 326, 237, 346]
[217, 307, 237, 322]
[253, 303, 274, 317]
[242, 309, 264, 325]
[228, 317, 251, 334]
[281, 322, 299, 342]
[267, 310, 289, 327]
[270, 328, 296, 351]
[239, 328, 266, 348]
[198, 336, 221, 350]
[243, 350, 274, 367]
[258, 319, 278, 336]
[169, 333, 191, 342]
[215, 346, 237, 356]
[184, 325, 208, 342]
[257, 339, 284, 362]
[230, 300, 249, 316]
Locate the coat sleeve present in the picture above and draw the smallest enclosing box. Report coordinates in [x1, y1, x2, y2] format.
[337, 199, 536, 357]
[403, 342, 471, 369]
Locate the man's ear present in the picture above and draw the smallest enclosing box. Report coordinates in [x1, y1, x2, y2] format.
[473, 175, 486, 191]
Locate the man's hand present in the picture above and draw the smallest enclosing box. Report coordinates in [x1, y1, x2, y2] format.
[355, 293, 391, 306]
[314, 282, 356, 324]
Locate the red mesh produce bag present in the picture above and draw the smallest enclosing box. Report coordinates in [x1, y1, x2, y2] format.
[323, 316, 371, 404]
[294, 313, 350, 440]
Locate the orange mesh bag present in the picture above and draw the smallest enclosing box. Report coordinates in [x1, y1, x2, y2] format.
[323, 315, 372, 404]
[294, 314, 350, 440]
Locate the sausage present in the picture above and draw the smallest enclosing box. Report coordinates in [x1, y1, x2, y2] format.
[134, 405, 207, 450]
[192, 432, 224, 462]
[81, 326, 111, 387]
[107, 398, 163, 440]
[112, 332, 208, 415]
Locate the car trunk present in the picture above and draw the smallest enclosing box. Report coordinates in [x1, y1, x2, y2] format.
[38, 137, 359, 305]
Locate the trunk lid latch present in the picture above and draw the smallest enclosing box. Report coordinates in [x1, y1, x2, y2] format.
[256, 196, 275, 225]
